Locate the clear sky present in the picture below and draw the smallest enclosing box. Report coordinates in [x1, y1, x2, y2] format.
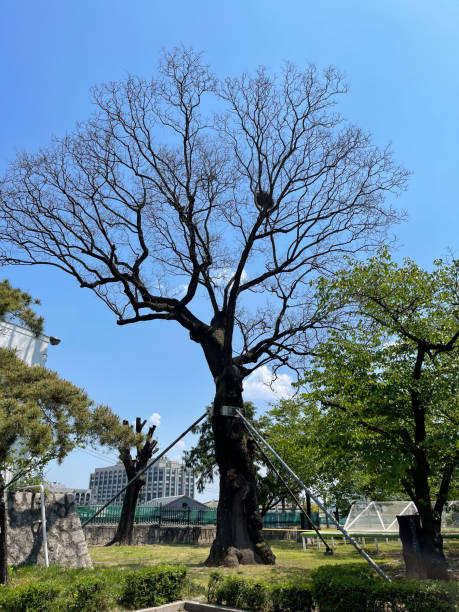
[1, 1, 458, 500]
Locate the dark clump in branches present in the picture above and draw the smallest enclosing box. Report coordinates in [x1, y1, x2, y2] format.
[0, 47, 407, 566]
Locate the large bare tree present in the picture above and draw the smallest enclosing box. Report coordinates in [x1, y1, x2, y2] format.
[0, 48, 406, 566]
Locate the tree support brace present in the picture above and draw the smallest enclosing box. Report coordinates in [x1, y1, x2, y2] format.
[236, 409, 391, 582]
[81, 412, 207, 528]
[251, 435, 333, 554]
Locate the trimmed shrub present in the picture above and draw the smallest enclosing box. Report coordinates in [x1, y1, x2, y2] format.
[0, 582, 59, 612]
[207, 572, 313, 612]
[120, 564, 187, 609]
[311, 563, 374, 612]
[65, 574, 110, 612]
[207, 571, 225, 605]
[271, 583, 314, 612]
[311, 563, 459, 612]
[376, 580, 459, 612]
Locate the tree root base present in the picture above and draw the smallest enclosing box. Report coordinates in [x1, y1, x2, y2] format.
[205, 542, 276, 567]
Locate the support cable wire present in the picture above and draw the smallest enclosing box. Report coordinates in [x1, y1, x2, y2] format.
[251, 435, 333, 554]
[81, 412, 207, 528]
[236, 409, 391, 582]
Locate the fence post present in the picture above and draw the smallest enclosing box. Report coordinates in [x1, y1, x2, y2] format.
[159, 504, 162, 528]
[187, 507, 191, 527]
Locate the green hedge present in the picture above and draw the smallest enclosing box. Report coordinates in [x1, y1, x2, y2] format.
[0, 582, 60, 612]
[311, 564, 459, 612]
[120, 564, 187, 609]
[64, 575, 110, 612]
[207, 572, 313, 612]
[0, 574, 110, 612]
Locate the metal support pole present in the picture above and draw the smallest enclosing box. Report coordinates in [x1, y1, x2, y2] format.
[38, 485, 49, 567]
[81, 412, 206, 528]
[236, 410, 391, 582]
[251, 434, 332, 554]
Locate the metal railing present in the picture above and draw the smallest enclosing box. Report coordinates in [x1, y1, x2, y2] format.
[77, 505, 219, 526]
[77, 505, 332, 528]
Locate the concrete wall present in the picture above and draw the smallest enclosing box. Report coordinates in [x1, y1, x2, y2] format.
[7, 491, 92, 568]
[84, 524, 217, 546]
[83, 524, 302, 546]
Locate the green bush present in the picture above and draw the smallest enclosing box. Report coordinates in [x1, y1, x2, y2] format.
[207, 572, 313, 612]
[0, 582, 59, 612]
[271, 583, 314, 612]
[311, 563, 459, 612]
[311, 563, 374, 612]
[120, 564, 187, 609]
[207, 571, 225, 605]
[65, 574, 110, 612]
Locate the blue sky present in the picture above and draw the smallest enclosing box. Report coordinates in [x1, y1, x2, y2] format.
[1, 1, 458, 499]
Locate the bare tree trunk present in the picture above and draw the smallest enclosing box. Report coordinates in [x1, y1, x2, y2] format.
[417, 510, 448, 580]
[107, 417, 156, 546]
[401, 461, 449, 580]
[205, 376, 275, 567]
[107, 474, 144, 546]
[397, 514, 447, 580]
[0, 478, 8, 585]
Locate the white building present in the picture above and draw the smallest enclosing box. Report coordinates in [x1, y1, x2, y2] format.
[88, 457, 195, 505]
[0, 320, 59, 367]
[46, 482, 93, 505]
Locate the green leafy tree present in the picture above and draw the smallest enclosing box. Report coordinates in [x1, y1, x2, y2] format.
[301, 252, 459, 579]
[260, 400, 372, 525]
[0, 281, 130, 584]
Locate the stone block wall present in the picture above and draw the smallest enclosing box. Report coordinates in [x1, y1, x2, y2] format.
[7, 491, 92, 568]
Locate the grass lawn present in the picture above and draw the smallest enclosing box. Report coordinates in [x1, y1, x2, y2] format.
[89, 538, 459, 589]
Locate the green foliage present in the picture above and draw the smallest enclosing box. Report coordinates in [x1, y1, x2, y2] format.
[64, 575, 110, 612]
[0, 572, 110, 612]
[207, 572, 314, 611]
[298, 253, 459, 512]
[0, 280, 132, 487]
[311, 564, 459, 612]
[207, 571, 225, 603]
[311, 563, 375, 612]
[0, 347, 95, 467]
[270, 583, 314, 612]
[0, 279, 43, 337]
[261, 400, 364, 515]
[0, 581, 59, 611]
[119, 564, 187, 609]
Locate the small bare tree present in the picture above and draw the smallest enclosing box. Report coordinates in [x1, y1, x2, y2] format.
[0, 48, 406, 566]
[108, 417, 157, 546]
